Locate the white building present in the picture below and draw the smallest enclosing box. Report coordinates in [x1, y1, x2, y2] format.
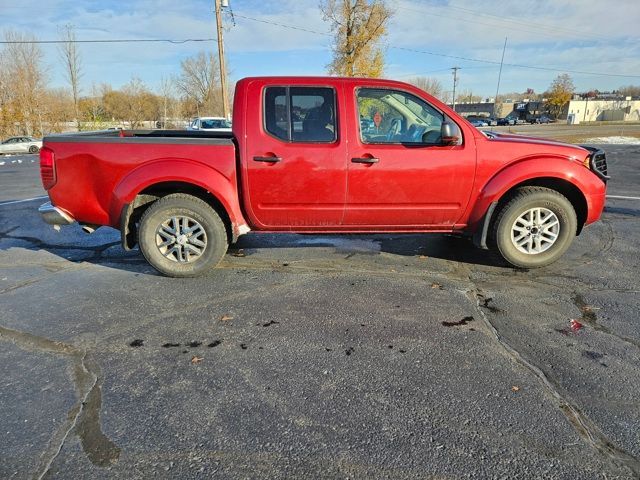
[566, 97, 640, 124]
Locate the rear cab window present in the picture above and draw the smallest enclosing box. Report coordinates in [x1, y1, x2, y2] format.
[264, 86, 337, 143]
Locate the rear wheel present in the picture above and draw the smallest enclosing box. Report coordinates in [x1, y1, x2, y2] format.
[491, 187, 577, 268]
[138, 194, 228, 277]
[29, 145, 39, 154]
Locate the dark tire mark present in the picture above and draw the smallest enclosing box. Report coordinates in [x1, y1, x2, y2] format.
[442, 316, 474, 327]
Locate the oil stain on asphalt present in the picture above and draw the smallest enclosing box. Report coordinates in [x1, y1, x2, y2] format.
[442, 316, 474, 327]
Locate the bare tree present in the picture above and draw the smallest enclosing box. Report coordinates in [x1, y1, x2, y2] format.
[1, 30, 47, 136]
[618, 85, 640, 97]
[115, 77, 159, 128]
[176, 51, 223, 116]
[58, 24, 82, 130]
[407, 77, 444, 100]
[457, 88, 482, 103]
[320, 0, 393, 78]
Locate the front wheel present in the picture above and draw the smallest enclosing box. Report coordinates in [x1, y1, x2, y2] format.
[491, 187, 577, 268]
[138, 194, 228, 277]
[29, 145, 39, 154]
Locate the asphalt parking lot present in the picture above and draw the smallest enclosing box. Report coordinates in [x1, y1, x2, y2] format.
[1, 144, 639, 479]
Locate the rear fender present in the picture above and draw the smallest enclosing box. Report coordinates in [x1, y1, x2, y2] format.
[109, 158, 246, 234]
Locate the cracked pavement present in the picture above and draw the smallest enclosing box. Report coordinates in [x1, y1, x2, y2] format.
[1, 147, 639, 479]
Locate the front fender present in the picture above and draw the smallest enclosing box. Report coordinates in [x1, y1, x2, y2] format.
[108, 158, 246, 230]
[467, 157, 606, 232]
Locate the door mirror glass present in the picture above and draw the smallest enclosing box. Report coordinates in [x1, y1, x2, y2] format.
[441, 121, 461, 146]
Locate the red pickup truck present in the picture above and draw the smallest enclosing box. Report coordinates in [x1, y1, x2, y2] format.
[38, 76, 608, 277]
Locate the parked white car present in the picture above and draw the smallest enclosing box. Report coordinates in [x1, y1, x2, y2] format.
[187, 117, 232, 132]
[0, 136, 42, 154]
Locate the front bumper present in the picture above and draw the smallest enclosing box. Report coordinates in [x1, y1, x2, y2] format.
[39, 201, 75, 225]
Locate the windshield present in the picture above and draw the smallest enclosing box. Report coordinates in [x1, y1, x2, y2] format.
[201, 119, 231, 129]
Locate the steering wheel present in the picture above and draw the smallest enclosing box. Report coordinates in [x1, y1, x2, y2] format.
[422, 128, 442, 144]
[411, 125, 427, 142]
[386, 118, 402, 141]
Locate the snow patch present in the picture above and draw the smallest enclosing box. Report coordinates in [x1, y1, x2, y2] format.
[584, 136, 640, 145]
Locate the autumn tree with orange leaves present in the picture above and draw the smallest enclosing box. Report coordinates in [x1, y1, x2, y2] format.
[320, 0, 392, 78]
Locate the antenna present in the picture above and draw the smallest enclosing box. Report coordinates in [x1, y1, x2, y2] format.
[492, 37, 508, 122]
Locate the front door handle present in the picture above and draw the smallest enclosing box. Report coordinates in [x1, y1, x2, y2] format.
[351, 157, 379, 164]
[253, 155, 281, 163]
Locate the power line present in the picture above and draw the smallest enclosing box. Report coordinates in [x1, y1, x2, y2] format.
[1, 12, 639, 79]
[0, 38, 217, 44]
[430, 0, 613, 41]
[232, 13, 332, 37]
[233, 13, 640, 79]
[395, 4, 585, 41]
[392, 45, 640, 78]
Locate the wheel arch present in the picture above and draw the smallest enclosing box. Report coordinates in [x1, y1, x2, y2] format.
[127, 181, 235, 248]
[111, 159, 248, 250]
[471, 175, 588, 249]
[493, 177, 587, 234]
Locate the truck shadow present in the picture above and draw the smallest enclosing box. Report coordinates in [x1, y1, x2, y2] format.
[0, 227, 509, 276]
[231, 232, 509, 269]
[0, 202, 509, 274]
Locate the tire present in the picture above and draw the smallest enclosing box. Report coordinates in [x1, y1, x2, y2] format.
[490, 187, 577, 268]
[29, 145, 39, 154]
[138, 194, 228, 277]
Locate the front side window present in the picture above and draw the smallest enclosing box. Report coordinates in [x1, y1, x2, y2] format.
[264, 86, 337, 143]
[357, 88, 444, 144]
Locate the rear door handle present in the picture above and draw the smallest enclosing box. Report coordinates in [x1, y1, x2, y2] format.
[253, 156, 281, 163]
[351, 157, 379, 164]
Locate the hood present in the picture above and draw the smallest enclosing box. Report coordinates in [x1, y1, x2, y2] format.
[483, 131, 589, 159]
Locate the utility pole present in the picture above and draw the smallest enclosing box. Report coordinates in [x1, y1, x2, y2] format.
[214, 0, 230, 119]
[451, 67, 460, 112]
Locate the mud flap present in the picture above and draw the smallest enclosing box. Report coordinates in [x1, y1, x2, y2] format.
[472, 201, 498, 250]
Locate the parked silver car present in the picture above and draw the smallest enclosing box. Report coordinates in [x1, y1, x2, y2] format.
[0, 136, 42, 154]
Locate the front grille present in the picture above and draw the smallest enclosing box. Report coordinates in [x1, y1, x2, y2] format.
[590, 150, 609, 181]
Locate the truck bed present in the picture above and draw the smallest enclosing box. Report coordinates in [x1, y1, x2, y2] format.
[43, 129, 239, 229]
[45, 129, 234, 144]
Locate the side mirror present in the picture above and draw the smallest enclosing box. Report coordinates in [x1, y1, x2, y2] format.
[441, 121, 461, 146]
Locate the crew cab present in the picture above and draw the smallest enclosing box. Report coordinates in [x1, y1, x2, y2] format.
[38, 76, 608, 277]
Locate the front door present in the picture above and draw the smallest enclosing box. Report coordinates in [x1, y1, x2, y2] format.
[243, 83, 347, 229]
[344, 86, 475, 228]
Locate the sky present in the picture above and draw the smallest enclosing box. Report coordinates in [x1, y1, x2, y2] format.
[2, 0, 640, 98]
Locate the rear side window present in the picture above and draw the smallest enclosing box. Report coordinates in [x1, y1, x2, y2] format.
[264, 86, 337, 143]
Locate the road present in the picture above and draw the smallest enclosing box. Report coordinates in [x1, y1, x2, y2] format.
[1, 145, 639, 479]
[485, 122, 640, 144]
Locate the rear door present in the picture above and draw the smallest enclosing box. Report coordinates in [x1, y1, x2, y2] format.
[20, 137, 31, 152]
[242, 82, 348, 229]
[344, 85, 475, 228]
